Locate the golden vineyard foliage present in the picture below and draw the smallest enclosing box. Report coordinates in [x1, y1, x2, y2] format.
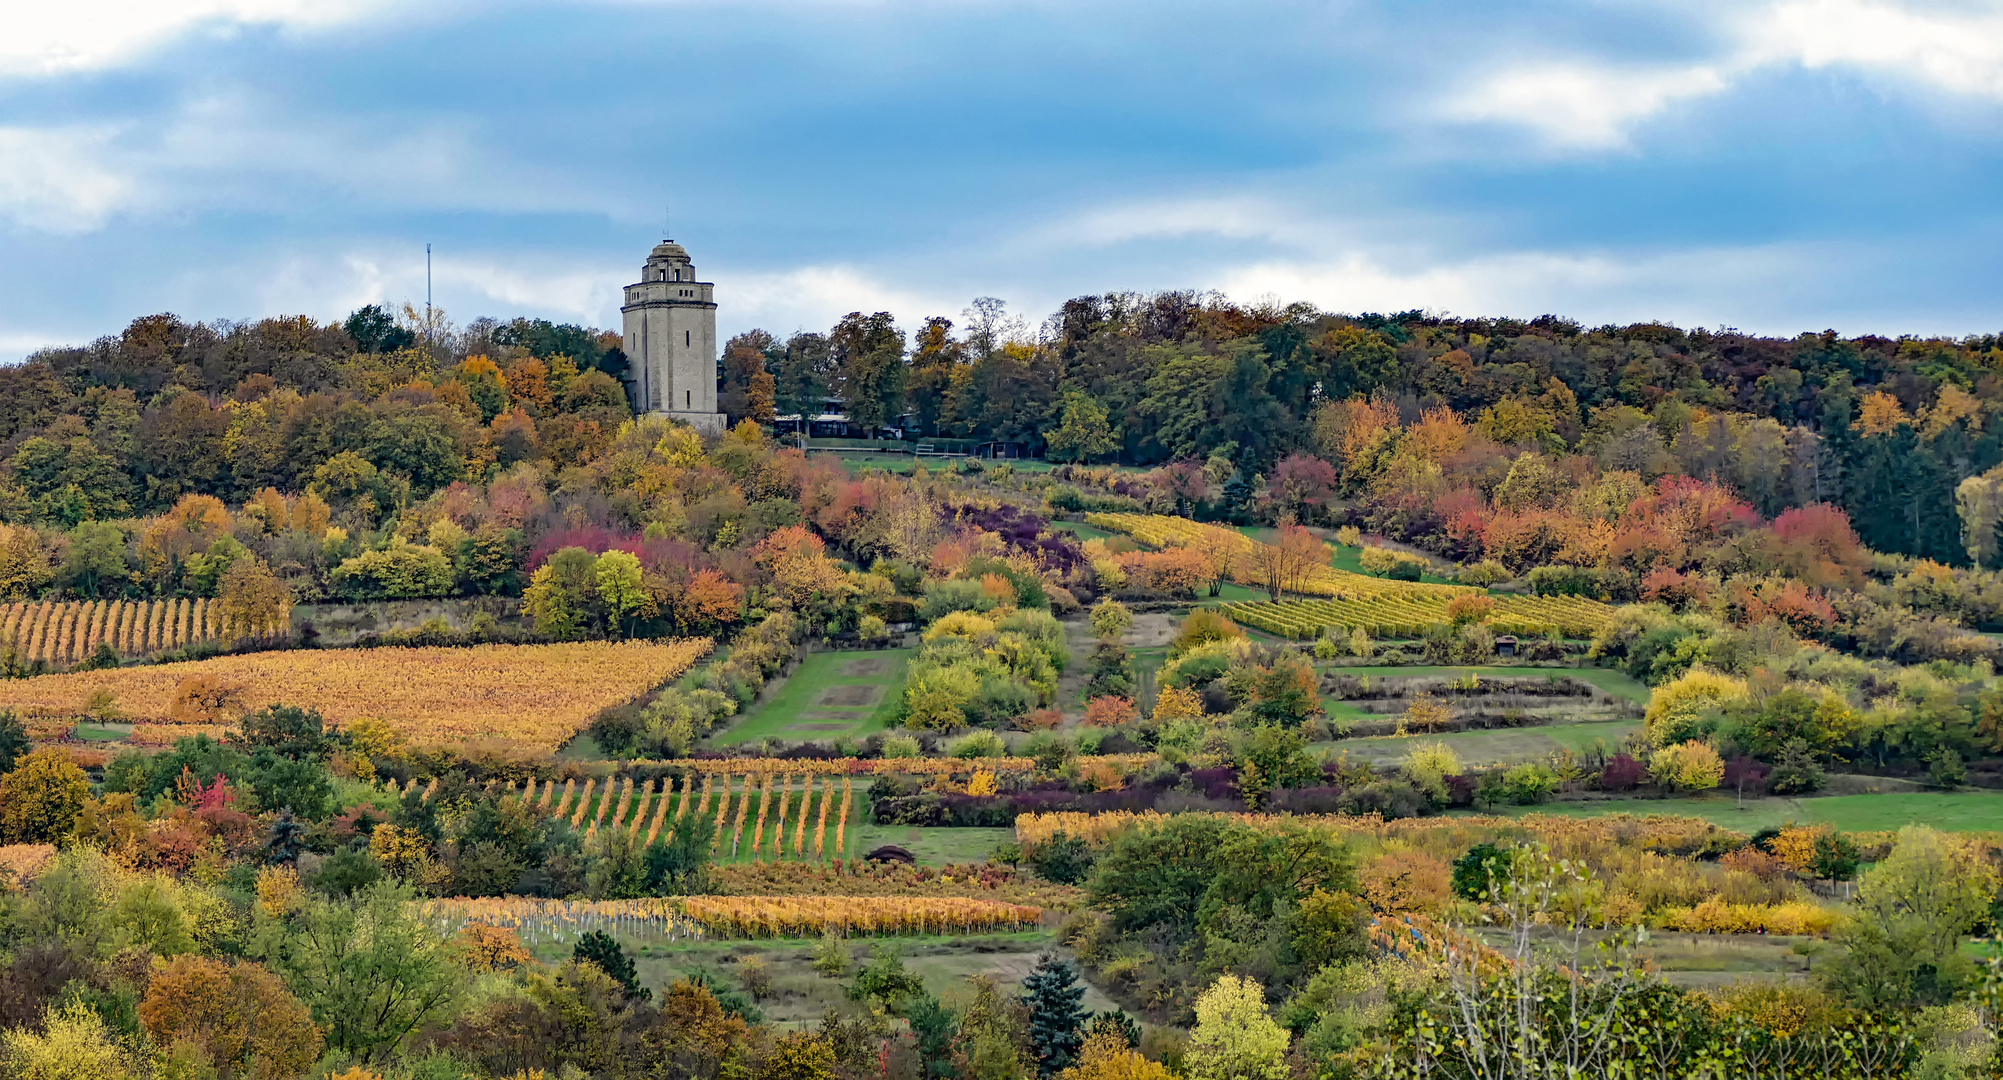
[0, 598, 260, 666]
[1661, 899, 1838, 935]
[0, 640, 710, 755]
[417, 895, 1041, 942]
[628, 753, 1161, 776]
[388, 772, 858, 861]
[679, 895, 1040, 937]
[1086, 513, 1471, 599]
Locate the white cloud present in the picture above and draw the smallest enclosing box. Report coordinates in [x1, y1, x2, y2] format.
[1442, 0, 2003, 148]
[723, 264, 968, 337]
[1440, 63, 1729, 149]
[1030, 194, 1307, 248]
[0, 90, 616, 237]
[2, 0, 397, 76]
[1213, 242, 1854, 332]
[1753, 0, 2003, 95]
[242, 248, 629, 328]
[0, 127, 138, 232]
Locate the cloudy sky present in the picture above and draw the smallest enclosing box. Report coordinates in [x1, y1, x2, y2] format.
[4, 0, 2002, 358]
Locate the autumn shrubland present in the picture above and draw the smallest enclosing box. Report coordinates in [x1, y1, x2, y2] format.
[9, 303, 2003, 1075]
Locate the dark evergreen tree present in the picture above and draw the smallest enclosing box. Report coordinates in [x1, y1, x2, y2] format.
[342, 304, 415, 354]
[1220, 467, 1255, 523]
[1020, 952, 1087, 1078]
[0, 709, 27, 774]
[574, 929, 650, 1001]
[906, 992, 961, 1080]
[265, 813, 306, 865]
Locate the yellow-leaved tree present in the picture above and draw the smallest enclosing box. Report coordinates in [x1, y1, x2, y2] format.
[1643, 667, 1748, 746]
[1184, 975, 1290, 1080]
[1649, 740, 1725, 792]
[1059, 1030, 1172, 1080]
[0, 1000, 138, 1079]
[0, 747, 90, 843]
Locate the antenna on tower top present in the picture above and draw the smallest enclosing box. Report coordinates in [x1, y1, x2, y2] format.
[664, 205, 672, 241]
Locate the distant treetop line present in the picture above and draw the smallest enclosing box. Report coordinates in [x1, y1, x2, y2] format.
[11, 293, 2003, 566]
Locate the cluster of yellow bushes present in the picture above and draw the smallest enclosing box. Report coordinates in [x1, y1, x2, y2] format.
[1659, 898, 1838, 935]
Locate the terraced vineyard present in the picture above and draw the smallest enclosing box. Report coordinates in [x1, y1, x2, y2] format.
[1086, 512, 1615, 636]
[1222, 594, 1613, 639]
[1086, 512, 1470, 599]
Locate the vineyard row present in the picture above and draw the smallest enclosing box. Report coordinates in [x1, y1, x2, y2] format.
[0, 598, 268, 667]
[417, 894, 1043, 944]
[1085, 512, 1474, 600]
[387, 772, 860, 861]
[1219, 594, 1612, 640]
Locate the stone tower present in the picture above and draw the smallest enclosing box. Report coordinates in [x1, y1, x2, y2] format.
[621, 239, 726, 436]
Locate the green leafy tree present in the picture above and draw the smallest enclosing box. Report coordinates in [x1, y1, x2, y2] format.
[907, 993, 962, 1080]
[1047, 391, 1119, 463]
[522, 546, 599, 639]
[594, 549, 648, 637]
[1823, 825, 1999, 1007]
[830, 312, 906, 433]
[328, 542, 454, 600]
[11, 432, 133, 523]
[59, 521, 131, 597]
[1451, 842, 1511, 900]
[846, 944, 926, 1010]
[951, 974, 1031, 1080]
[1020, 953, 1086, 1078]
[257, 879, 464, 1063]
[1088, 599, 1133, 642]
[458, 527, 523, 595]
[230, 704, 328, 761]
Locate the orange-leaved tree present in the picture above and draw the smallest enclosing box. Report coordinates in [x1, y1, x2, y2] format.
[139, 955, 323, 1080]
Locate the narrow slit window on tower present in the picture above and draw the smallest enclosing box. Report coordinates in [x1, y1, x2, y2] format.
[685, 330, 691, 346]
[685, 390, 691, 409]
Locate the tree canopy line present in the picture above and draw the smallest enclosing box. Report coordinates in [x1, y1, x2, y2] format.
[724, 298, 2003, 569]
[11, 296, 2003, 575]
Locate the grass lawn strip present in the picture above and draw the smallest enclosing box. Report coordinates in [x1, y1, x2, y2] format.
[1327, 665, 1650, 703]
[715, 648, 912, 746]
[1324, 719, 1639, 768]
[1498, 789, 2003, 834]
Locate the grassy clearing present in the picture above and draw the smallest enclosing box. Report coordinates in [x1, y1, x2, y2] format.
[847, 825, 1014, 865]
[1048, 520, 1117, 542]
[1323, 719, 1640, 768]
[1494, 789, 2003, 834]
[599, 932, 1121, 1028]
[1465, 927, 1821, 988]
[715, 649, 911, 746]
[72, 722, 132, 742]
[1325, 665, 1650, 703]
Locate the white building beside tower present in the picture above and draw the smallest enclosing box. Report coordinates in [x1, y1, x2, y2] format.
[621, 239, 726, 436]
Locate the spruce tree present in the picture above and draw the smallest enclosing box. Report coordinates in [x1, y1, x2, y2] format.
[574, 930, 650, 1001]
[1020, 952, 1086, 1078]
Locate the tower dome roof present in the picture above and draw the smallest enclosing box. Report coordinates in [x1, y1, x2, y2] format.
[650, 240, 690, 261]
